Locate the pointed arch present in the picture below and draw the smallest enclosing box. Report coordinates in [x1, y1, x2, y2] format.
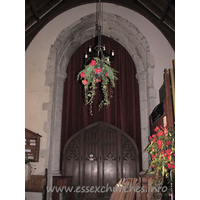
[44, 12, 157, 197]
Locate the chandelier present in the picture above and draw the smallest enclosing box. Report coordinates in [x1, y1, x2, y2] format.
[84, 0, 115, 66]
[77, 0, 118, 115]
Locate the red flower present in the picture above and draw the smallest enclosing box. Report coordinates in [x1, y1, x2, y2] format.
[157, 131, 164, 137]
[166, 140, 172, 147]
[161, 150, 164, 154]
[90, 60, 96, 66]
[105, 73, 108, 77]
[171, 164, 175, 169]
[154, 127, 159, 132]
[152, 134, 156, 138]
[96, 78, 101, 83]
[167, 163, 175, 169]
[157, 140, 162, 146]
[158, 145, 162, 149]
[151, 165, 155, 168]
[152, 134, 157, 142]
[80, 72, 85, 78]
[167, 163, 171, 169]
[167, 155, 172, 160]
[94, 68, 102, 74]
[151, 155, 155, 160]
[174, 153, 175, 156]
[82, 79, 87, 85]
[166, 149, 172, 156]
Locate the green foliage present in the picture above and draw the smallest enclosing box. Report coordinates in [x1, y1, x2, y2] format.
[146, 126, 175, 198]
[77, 56, 118, 115]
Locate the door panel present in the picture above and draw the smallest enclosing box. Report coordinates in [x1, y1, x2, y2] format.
[62, 122, 139, 200]
[84, 161, 98, 199]
[122, 135, 137, 179]
[102, 126, 118, 199]
[83, 125, 99, 199]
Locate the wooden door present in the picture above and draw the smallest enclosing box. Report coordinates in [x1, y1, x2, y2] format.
[62, 122, 139, 200]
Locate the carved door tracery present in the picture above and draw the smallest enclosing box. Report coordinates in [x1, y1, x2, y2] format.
[62, 122, 139, 200]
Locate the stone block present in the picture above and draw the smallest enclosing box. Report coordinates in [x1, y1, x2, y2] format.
[128, 33, 140, 46]
[148, 88, 156, 98]
[147, 52, 155, 67]
[103, 12, 116, 22]
[147, 67, 154, 76]
[136, 44, 146, 65]
[140, 100, 148, 111]
[134, 55, 145, 73]
[148, 98, 156, 114]
[147, 75, 154, 88]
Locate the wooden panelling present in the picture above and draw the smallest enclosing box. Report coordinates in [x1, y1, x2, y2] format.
[149, 68, 175, 135]
[52, 176, 73, 200]
[25, 128, 42, 163]
[62, 122, 139, 200]
[25, 168, 47, 200]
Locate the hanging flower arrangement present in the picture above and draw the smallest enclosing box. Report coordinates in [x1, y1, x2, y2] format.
[77, 56, 118, 115]
[145, 126, 175, 198]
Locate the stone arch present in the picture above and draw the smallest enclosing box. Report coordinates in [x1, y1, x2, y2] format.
[44, 12, 156, 199]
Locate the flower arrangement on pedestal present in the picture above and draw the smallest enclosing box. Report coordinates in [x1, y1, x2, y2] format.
[77, 56, 118, 115]
[146, 126, 175, 199]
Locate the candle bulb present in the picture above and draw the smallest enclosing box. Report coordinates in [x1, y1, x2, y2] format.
[103, 45, 105, 51]
[111, 50, 114, 56]
[85, 53, 88, 58]
[89, 46, 92, 52]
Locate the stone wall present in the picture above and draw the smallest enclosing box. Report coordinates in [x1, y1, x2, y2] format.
[44, 12, 156, 199]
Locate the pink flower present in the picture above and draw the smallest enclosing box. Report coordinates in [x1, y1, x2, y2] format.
[105, 73, 108, 77]
[151, 155, 155, 160]
[94, 68, 102, 73]
[90, 60, 96, 66]
[80, 72, 85, 78]
[82, 79, 87, 85]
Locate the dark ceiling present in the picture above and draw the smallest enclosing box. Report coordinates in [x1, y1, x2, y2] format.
[25, 0, 175, 50]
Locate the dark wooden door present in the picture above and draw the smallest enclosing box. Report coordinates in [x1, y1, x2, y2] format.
[62, 122, 139, 200]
